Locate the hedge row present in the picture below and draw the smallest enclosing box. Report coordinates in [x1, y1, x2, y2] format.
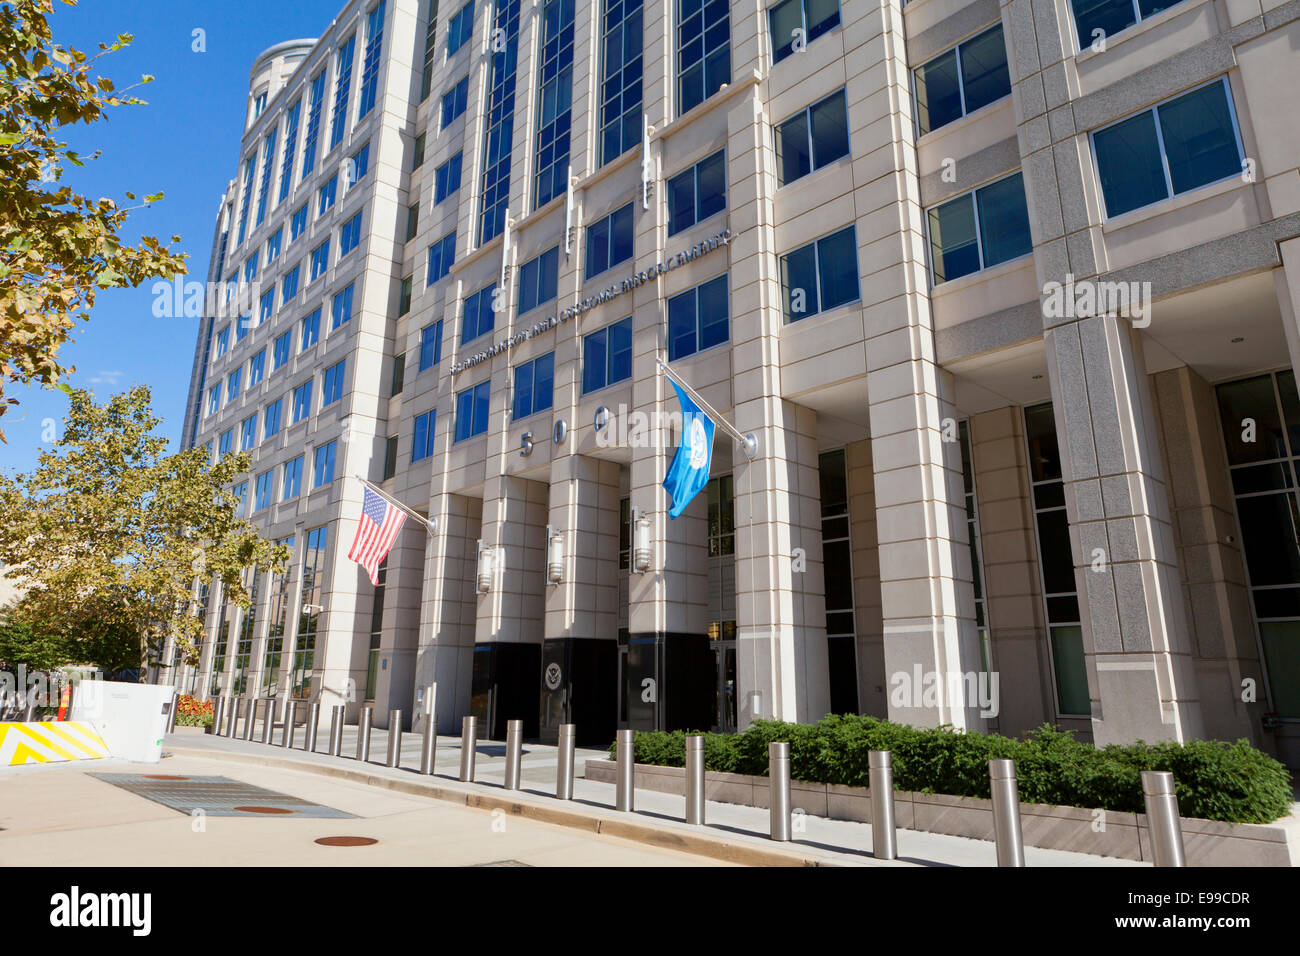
[607, 715, 1295, 824]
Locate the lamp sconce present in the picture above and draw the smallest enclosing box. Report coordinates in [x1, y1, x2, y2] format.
[476, 539, 497, 595]
[630, 506, 652, 574]
[546, 525, 565, 585]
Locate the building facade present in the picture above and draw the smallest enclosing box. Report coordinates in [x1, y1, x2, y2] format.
[170, 0, 1300, 765]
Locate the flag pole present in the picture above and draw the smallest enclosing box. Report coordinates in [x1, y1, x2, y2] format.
[353, 475, 438, 534]
[656, 357, 759, 459]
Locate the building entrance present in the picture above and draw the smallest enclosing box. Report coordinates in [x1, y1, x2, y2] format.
[711, 638, 737, 733]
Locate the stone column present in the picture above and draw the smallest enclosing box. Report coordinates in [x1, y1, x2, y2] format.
[1042, 314, 1203, 744]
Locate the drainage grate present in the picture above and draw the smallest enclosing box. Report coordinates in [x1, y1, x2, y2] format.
[88, 774, 355, 818]
[473, 859, 533, 867]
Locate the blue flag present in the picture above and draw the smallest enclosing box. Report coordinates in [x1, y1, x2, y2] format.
[662, 379, 715, 519]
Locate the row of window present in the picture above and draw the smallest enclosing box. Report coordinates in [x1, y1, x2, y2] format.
[231, 437, 339, 519]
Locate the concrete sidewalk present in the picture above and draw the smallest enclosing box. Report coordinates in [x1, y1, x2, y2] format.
[172, 726, 1141, 867]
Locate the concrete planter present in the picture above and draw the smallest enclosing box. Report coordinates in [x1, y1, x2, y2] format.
[583, 758, 1298, 866]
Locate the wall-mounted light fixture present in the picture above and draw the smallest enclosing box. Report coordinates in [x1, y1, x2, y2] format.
[631, 506, 652, 574]
[546, 525, 565, 585]
[476, 539, 497, 595]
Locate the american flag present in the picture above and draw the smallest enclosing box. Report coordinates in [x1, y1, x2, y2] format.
[348, 487, 407, 585]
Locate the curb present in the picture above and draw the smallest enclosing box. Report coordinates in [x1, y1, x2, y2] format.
[167, 744, 846, 867]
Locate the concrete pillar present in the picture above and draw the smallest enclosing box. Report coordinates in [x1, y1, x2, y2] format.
[846, 439, 885, 717]
[415, 491, 480, 734]
[967, 407, 1056, 738]
[1042, 314, 1203, 744]
[541, 454, 622, 744]
[1151, 365, 1262, 745]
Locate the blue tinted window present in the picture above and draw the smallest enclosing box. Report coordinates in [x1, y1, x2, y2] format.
[291, 204, 309, 242]
[479, 0, 522, 243]
[582, 317, 633, 393]
[513, 352, 555, 419]
[776, 89, 849, 186]
[448, 2, 474, 55]
[249, 349, 265, 386]
[769, 0, 839, 64]
[667, 150, 725, 236]
[435, 152, 463, 203]
[419, 320, 444, 371]
[281, 265, 300, 304]
[292, 380, 313, 423]
[678, 0, 730, 115]
[330, 34, 356, 149]
[915, 25, 1010, 136]
[780, 225, 859, 322]
[263, 398, 283, 438]
[282, 455, 304, 500]
[339, 211, 363, 257]
[454, 380, 492, 441]
[441, 76, 469, 128]
[331, 284, 355, 330]
[357, 3, 385, 118]
[313, 440, 338, 487]
[412, 409, 437, 462]
[463, 283, 497, 343]
[322, 359, 346, 407]
[427, 231, 456, 285]
[667, 274, 728, 360]
[535, 0, 575, 207]
[927, 172, 1031, 283]
[273, 330, 292, 370]
[518, 246, 559, 313]
[301, 308, 321, 350]
[585, 202, 635, 278]
[600, 0, 643, 165]
[301, 72, 327, 177]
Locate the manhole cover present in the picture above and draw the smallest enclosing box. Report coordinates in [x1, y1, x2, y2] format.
[234, 805, 294, 814]
[315, 836, 378, 847]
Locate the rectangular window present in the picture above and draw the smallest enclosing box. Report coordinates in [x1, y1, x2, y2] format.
[240, 414, 258, 451]
[339, 211, 363, 257]
[447, 1, 474, 55]
[775, 88, 849, 186]
[218, 429, 234, 457]
[330, 34, 356, 150]
[249, 349, 266, 387]
[422, 0, 440, 99]
[322, 359, 347, 407]
[279, 99, 301, 204]
[454, 380, 492, 441]
[254, 470, 275, 511]
[313, 439, 338, 487]
[391, 352, 406, 396]
[406, 202, 419, 241]
[534, 0, 575, 208]
[255, 130, 277, 226]
[263, 398, 283, 440]
[479, 0, 521, 243]
[236, 155, 255, 245]
[927, 171, 1032, 284]
[398, 275, 413, 316]
[412, 409, 437, 462]
[769, 0, 839, 64]
[1071, 0, 1187, 51]
[216, 326, 230, 358]
[585, 202, 634, 279]
[383, 434, 399, 479]
[318, 175, 338, 216]
[441, 75, 469, 128]
[259, 288, 275, 324]
[244, 253, 259, 284]
[348, 142, 371, 186]
[599, 0, 643, 166]
[331, 284, 355, 330]
[357, 2, 386, 119]
[266, 228, 283, 264]
[517, 246, 559, 314]
[914, 24, 1011, 136]
[427, 230, 456, 285]
[434, 152, 462, 204]
[666, 149, 725, 236]
[291, 204, 309, 242]
[227, 368, 243, 402]
[281, 264, 301, 305]
[292, 380, 314, 423]
[301, 307, 322, 351]
[462, 282, 496, 343]
[419, 319, 444, 370]
[207, 385, 221, 416]
[301, 71, 326, 177]
[668, 273, 728, 360]
[413, 132, 427, 170]
[583, 316, 632, 393]
[282, 455, 304, 501]
[958, 420, 993, 679]
[293, 526, 329, 699]
[512, 351, 554, 419]
[310, 239, 331, 281]
[232, 481, 249, 518]
[780, 224, 860, 322]
[235, 314, 251, 344]
[1092, 78, 1243, 219]
[273, 330, 292, 370]
[677, 0, 729, 115]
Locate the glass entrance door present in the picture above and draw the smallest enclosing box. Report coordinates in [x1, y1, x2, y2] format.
[712, 640, 737, 733]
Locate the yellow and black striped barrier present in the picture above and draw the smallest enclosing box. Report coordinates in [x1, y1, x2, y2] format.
[0, 721, 110, 766]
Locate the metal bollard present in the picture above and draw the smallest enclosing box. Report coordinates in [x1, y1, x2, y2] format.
[22, 694, 36, 722]
[386, 709, 403, 768]
[210, 695, 225, 736]
[769, 741, 792, 841]
[226, 697, 241, 738]
[328, 705, 345, 756]
[281, 699, 297, 749]
[989, 758, 1026, 866]
[556, 724, 576, 800]
[357, 705, 373, 762]
[1142, 771, 1187, 867]
[240, 698, 257, 741]
[419, 686, 438, 775]
[304, 701, 321, 753]
[459, 716, 477, 781]
[869, 750, 898, 860]
[685, 735, 706, 825]
[615, 729, 635, 811]
[504, 719, 524, 790]
[166, 692, 179, 734]
[261, 698, 277, 744]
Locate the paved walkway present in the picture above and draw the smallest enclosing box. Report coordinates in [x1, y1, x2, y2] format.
[168, 726, 1141, 866]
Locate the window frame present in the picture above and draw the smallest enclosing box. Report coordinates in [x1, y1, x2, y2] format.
[924, 170, 1033, 285]
[911, 23, 1012, 138]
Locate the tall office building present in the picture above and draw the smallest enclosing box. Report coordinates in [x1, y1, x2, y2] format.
[173, 0, 1300, 765]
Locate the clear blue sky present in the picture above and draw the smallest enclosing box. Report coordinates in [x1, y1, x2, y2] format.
[0, 0, 339, 473]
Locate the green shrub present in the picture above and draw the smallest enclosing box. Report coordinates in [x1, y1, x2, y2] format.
[607, 715, 1294, 824]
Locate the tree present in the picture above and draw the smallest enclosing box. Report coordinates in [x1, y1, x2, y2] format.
[0, 386, 288, 672]
[0, 0, 187, 441]
[0, 614, 71, 673]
